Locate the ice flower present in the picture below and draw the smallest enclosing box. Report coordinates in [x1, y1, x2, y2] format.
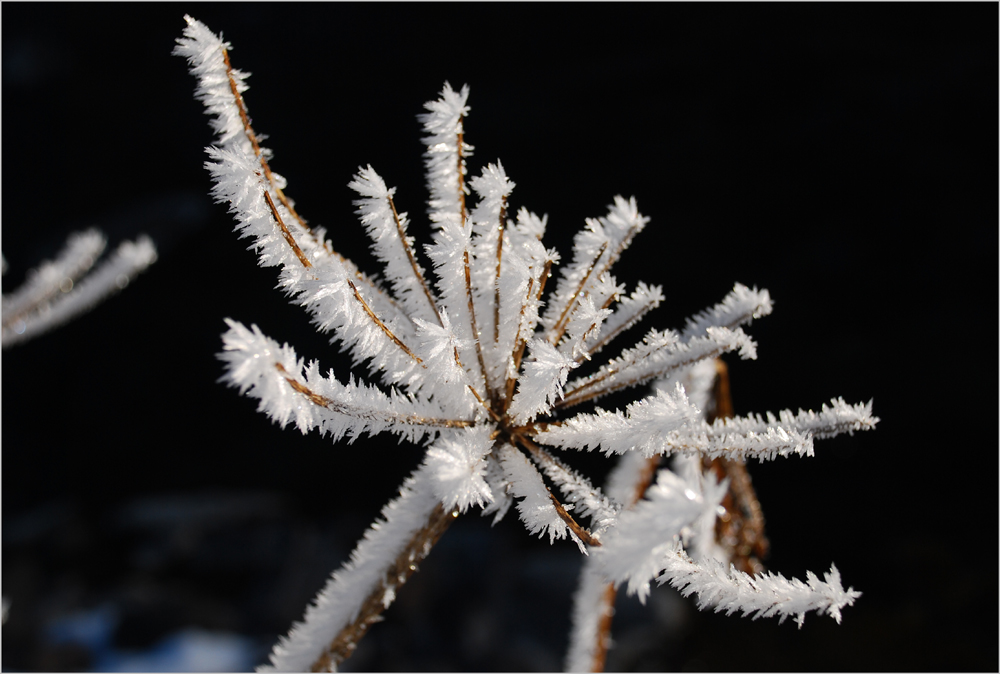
[176, 16, 877, 672]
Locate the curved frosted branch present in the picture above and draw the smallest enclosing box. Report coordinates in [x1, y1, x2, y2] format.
[350, 166, 441, 325]
[538, 385, 702, 458]
[527, 445, 621, 537]
[497, 443, 586, 552]
[657, 549, 861, 627]
[543, 196, 648, 340]
[218, 320, 472, 445]
[681, 282, 773, 341]
[592, 469, 708, 603]
[1, 229, 106, 322]
[2, 236, 156, 348]
[558, 326, 757, 410]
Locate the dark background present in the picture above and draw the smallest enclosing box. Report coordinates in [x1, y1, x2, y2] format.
[3, 3, 996, 672]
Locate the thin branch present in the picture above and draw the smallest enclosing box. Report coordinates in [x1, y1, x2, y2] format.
[464, 247, 492, 402]
[590, 583, 618, 672]
[493, 196, 507, 344]
[548, 241, 608, 346]
[503, 276, 534, 414]
[275, 363, 475, 429]
[1, 230, 105, 327]
[577, 289, 660, 364]
[465, 382, 504, 425]
[457, 128, 468, 223]
[596, 220, 642, 280]
[503, 257, 553, 414]
[555, 334, 744, 411]
[222, 45, 413, 323]
[588, 442, 661, 672]
[513, 435, 602, 547]
[264, 191, 312, 268]
[705, 359, 769, 575]
[387, 193, 442, 324]
[347, 279, 422, 364]
[518, 258, 553, 369]
[222, 47, 314, 240]
[549, 492, 602, 547]
[309, 504, 457, 672]
[534, 257, 553, 310]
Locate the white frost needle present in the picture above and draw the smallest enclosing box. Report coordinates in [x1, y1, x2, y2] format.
[177, 15, 878, 672]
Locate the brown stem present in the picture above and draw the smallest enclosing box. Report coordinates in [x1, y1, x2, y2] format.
[347, 279, 423, 364]
[456, 129, 467, 224]
[549, 493, 602, 547]
[309, 504, 457, 672]
[223, 45, 410, 320]
[464, 247, 492, 403]
[264, 191, 312, 268]
[387, 194, 441, 324]
[512, 435, 602, 547]
[548, 242, 608, 346]
[590, 582, 618, 672]
[222, 48, 315, 241]
[504, 258, 553, 414]
[577, 293, 658, 364]
[493, 198, 507, 344]
[503, 276, 534, 414]
[705, 359, 769, 575]
[596, 222, 642, 281]
[534, 257, 553, 308]
[466, 383, 504, 425]
[275, 363, 474, 429]
[556, 341, 735, 411]
[590, 431, 662, 672]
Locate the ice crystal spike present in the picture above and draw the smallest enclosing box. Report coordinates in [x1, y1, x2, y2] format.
[177, 15, 877, 672]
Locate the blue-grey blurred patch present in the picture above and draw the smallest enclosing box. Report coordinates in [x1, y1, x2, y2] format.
[94, 628, 258, 673]
[2, 37, 66, 86]
[45, 604, 118, 653]
[44, 606, 260, 672]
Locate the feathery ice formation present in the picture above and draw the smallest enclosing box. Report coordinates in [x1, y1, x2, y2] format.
[177, 16, 876, 672]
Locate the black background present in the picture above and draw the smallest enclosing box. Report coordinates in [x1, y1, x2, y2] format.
[3, 3, 996, 672]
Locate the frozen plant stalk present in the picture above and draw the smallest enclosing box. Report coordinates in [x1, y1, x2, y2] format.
[176, 16, 877, 672]
[2, 230, 156, 348]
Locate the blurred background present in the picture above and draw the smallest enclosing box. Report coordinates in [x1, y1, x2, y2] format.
[2, 3, 995, 671]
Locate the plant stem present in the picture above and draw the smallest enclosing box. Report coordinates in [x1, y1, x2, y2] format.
[309, 503, 457, 672]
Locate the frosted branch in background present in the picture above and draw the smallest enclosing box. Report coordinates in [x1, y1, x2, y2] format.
[680, 283, 773, 340]
[2, 230, 156, 348]
[592, 469, 711, 603]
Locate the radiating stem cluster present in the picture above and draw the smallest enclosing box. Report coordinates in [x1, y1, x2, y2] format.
[178, 16, 875, 672]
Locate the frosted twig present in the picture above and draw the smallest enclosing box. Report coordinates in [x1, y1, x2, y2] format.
[260, 465, 456, 672]
[1, 235, 156, 348]
[656, 549, 861, 628]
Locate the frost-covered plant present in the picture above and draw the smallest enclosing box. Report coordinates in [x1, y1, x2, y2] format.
[176, 16, 878, 672]
[1, 230, 156, 348]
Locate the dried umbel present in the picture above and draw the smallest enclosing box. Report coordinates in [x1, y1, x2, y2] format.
[177, 16, 877, 672]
